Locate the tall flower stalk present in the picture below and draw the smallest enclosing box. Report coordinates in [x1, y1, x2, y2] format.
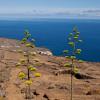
[16, 30, 41, 99]
[63, 27, 82, 100]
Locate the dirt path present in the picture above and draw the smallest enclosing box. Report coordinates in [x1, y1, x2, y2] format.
[6, 68, 24, 100]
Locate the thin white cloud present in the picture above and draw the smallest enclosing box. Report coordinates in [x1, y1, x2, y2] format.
[0, 8, 100, 19]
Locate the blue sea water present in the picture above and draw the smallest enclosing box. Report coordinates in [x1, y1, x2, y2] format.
[0, 19, 100, 62]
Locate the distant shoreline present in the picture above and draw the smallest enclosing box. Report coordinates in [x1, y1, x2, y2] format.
[0, 37, 100, 63]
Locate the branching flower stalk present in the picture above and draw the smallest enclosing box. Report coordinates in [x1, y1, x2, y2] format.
[63, 27, 82, 100]
[16, 30, 41, 99]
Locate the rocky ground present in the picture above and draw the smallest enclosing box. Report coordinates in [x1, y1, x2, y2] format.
[0, 38, 100, 100]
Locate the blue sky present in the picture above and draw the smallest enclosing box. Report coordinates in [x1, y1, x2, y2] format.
[0, 0, 100, 19]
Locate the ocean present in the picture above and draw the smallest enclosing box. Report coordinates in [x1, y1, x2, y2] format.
[0, 19, 100, 62]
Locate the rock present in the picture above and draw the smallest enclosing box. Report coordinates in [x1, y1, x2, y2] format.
[0, 89, 6, 97]
[53, 69, 71, 76]
[33, 90, 40, 96]
[37, 48, 53, 56]
[86, 91, 92, 95]
[86, 89, 100, 95]
[75, 72, 95, 79]
[43, 94, 50, 100]
[47, 84, 55, 89]
[38, 51, 53, 56]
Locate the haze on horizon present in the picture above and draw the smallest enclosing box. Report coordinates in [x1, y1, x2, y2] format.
[0, 0, 100, 19]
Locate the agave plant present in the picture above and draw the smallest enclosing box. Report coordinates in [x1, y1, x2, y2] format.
[16, 30, 41, 99]
[63, 26, 83, 100]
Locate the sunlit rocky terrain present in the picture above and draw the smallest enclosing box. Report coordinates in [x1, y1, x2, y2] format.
[0, 38, 100, 100]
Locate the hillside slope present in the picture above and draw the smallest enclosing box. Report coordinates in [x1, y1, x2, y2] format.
[0, 38, 100, 100]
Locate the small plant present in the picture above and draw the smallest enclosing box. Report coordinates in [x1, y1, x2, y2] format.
[63, 26, 83, 100]
[16, 30, 41, 99]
